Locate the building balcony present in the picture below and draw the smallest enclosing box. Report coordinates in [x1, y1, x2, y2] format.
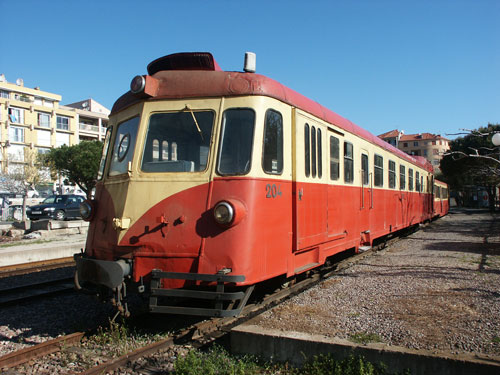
[79, 123, 99, 133]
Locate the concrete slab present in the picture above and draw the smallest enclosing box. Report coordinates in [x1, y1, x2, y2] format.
[231, 324, 500, 375]
[0, 232, 86, 267]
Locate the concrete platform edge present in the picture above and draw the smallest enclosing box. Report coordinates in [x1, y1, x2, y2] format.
[231, 324, 500, 375]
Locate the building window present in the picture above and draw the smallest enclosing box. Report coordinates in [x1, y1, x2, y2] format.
[374, 154, 383, 187]
[9, 126, 24, 142]
[432, 141, 436, 145]
[56, 132, 70, 147]
[400, 165, 406, 190]
[403, 142, 408, 147]
[38, 112, 51, 128]
[423, 150, 428, 156]
[34, 97, 43, 106]
[56, 116, 70, 130]
[0, 90, 9, 99]
[8, 107, 24, 124]
[330, 135, 339, 180]
[388, 160, 396, 188]
[361, 154, 369, 186]
[44, 100, 54, 108]
[262, 109, 283, 175]
[413, 141, 418, 146]
[433, 149, 439, 155]
[344, 141, 353, 183]
[37, 129, 51, 146]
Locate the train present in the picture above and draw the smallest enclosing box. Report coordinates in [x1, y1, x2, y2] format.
[74, 52, 449, 317]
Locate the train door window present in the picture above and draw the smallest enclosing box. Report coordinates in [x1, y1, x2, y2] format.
[330, 136, 339, 180]
[305, 124, 310, 177]
[311, 126, 317, 178]
[344, 141, 353, 183]
[388, 160, 396, 188]
[143, 111, 214, 173]
[217, 108, 255, 175]
[416, 171, 420, 192]
[400, 165, 406, 190]
[317, 128, 322, 178]
[374, 154, 383, 187]
[262, 109, 283, 174]
[361, 154, 369, 186]
[408, 168, 414, 191]
[421, 176, 424, 192]
[109, 116, 139, 176]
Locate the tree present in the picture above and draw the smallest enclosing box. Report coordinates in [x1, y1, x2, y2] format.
[43, 141, 103, 199]
[1, 148, 49, 220]
[440, 123, 500, 211]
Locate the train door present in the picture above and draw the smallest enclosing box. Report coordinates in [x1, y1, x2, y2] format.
[359, 150, 371, 243]
[292, 110, 328, 251]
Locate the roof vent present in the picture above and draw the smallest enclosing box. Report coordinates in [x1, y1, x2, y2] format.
[244, 52, 256, 73]
[147, 52, 222, 75]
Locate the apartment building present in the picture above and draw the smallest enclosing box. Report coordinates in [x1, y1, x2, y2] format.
[0, 75, 109, 174]
[378, 129, 450, 173]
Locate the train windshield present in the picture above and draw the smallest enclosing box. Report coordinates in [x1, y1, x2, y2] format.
[217, 108, 255, 175]
[141, 111, 214, 173]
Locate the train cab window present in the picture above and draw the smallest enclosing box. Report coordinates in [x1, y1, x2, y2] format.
[217, 108, 255, 175]
[374, 154, 383, 187]
[109, 116, 139, 176]
[388, 160, 396, 189]
[305, 124, 310, 177]
[142, 111, 214, 173]
[400, 165, 406, 190]
[98, 127, 112, 180]
[262, 109, 283, 174]
[408, 168, 414, 191]
[311, 126, 317, 178]
[416, 171, 421, 192]
[361, 154, 369, 185]
[330, 136, 339, 180]
[344, 141, 353, 183]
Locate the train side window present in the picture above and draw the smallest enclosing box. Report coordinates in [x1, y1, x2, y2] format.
[361, 154, 369, 186]
[408, 168, 414, 191]
[217, 108, 255, 175]
[416, 171, 421, 192]
[98, 127, 112, 180]
[317, 128, 322, 178]
[400, 165, 406, 190]
[305, 124, 310, 177]
[344, 141, 354, 183]
[374, 154, 383, 187]
[421, 176, 424, 192]
[311, 126, 317, 178]
[161, 141, 169, 160]
[330, 136, 339, 180]
[262, 109, 283, 175]
[388, 160, 396, 189]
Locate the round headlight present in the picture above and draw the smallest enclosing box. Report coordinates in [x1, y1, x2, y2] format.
[80, 200, 94, 221]
[213, 201, 234, 225]
[130, 75, 146, 94]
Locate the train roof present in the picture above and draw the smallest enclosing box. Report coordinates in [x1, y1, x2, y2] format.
[112, 52, 433, 172]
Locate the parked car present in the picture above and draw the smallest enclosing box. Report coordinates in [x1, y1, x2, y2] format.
[27, 195, 86, 221]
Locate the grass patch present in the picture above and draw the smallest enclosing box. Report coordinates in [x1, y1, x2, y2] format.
[349, 332, 383, 345]
[174, 345, 407, 375]
[493, 336, 500, 344]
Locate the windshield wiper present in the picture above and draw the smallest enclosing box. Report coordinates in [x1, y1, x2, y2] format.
[184, 105, 204, 141]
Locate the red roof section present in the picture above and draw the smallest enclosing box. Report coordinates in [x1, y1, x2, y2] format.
[112, 54, 433, 172]
[400, 133, 449, 142]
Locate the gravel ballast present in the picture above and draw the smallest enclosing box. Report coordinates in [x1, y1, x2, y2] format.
[253, 209, 500, 358]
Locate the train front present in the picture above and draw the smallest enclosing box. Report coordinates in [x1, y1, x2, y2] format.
[74, 53, 264, 317]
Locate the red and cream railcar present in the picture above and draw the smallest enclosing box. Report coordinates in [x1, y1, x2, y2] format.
[75, 52, 448, 317]
[433, 180, 450, 218]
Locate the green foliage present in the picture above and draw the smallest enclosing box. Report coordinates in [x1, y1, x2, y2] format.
[174, 345, 260, 375]
[173, 346, 408, 375]
[43, 141, 103, 198]
[349, 332, 383, 345]
[440, 123, 500, 190]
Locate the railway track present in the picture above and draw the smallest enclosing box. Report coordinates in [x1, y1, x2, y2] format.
[0, 228, 413, 373]
[0, 257, 75, 278]
[0, 276, 75, 307]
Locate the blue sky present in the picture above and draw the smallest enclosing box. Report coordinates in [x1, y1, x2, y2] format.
[1, 0, 498, 138]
